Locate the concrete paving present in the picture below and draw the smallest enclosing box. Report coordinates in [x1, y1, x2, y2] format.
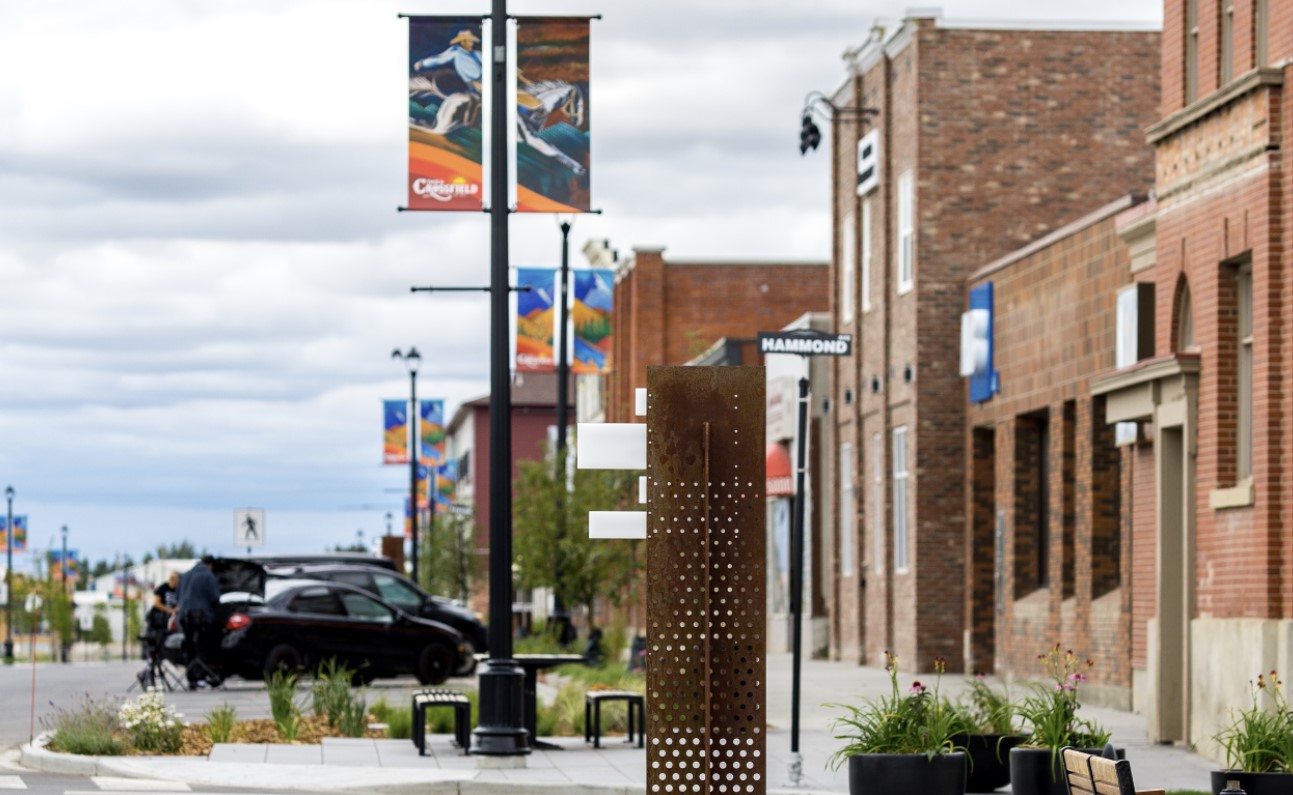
[15, 653, 1225, 794]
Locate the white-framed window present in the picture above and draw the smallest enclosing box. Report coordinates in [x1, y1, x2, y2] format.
[872, 431, 884, 574]
[840, 214, 855, 323]
[1237, 264, 1253, 481]
[840, 442, 855, 577]
[897, 170, 914, 294]
[861, 198, 873, 313]
[892, 427, 909, 572]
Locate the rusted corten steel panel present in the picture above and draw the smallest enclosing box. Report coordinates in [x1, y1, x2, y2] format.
[646, 365, 766, 795]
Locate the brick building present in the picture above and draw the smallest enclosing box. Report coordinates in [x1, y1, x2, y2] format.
[584, 242, 829, 423]
[824, 12, 1160, 670]
[1089, 0, 1292, 751]
[444, 371, 572, 616]
[964, 195, 1147, 707]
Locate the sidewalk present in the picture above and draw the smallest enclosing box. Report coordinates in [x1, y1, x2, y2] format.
[16, 653, 1222, 794]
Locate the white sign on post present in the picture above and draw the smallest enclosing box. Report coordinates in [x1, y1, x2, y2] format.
[234, 508, 266, 548]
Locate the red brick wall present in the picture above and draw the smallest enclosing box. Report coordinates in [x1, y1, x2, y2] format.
[965, 207, 1140, 687]
[607, 252, 828, 423]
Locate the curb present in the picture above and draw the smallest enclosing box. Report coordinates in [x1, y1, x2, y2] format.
[19, 736, 840, 795]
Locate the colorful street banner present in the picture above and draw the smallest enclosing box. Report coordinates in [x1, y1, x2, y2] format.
[384, 400, 409, 465]
[516, 268, 557, 372]
[1, 515, 27, 553]
[419, 400, 446, 466]
[515, 17, 591, 213]
[404, 498, 431, 539]
[417, 464, 431, 508]
[408, 17, 485, 211]
[572, 268, 613, 373]
[436, 461, 457, 506]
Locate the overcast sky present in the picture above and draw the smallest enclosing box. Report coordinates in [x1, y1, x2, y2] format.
[0, 0, 1161, 571]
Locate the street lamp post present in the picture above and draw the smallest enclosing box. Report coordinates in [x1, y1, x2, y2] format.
[4, 485, 13, 663]
[60, 525, 69, 663]
[393, 348, 422, 584]
[551, 219, 573, 644]
[474, 0, 528, 757]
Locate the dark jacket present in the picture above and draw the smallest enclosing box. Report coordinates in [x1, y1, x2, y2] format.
[177, 562, 220, 622]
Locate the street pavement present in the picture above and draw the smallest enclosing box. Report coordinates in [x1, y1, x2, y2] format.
[6, 653, 1223, 793]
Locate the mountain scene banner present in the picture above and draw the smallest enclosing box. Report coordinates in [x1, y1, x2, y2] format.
[1, 515, 27, 553]
[408, 17, 485, 210]
[515, 17, 591, 213]
[572, 268, 613, 373]
[384, 399, 408, 464]
[419, 400, 445, 466]
[516, 267, 557, 372]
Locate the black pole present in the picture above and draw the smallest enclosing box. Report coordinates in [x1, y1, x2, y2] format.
[552, 220, 571, 643]
[427, 468, 436, 587]
[121, 560, 129, 662]
[60, 527, 67, 663]
[789, 374, 809, 775]
[410, 369, 420, 585]
[475, 4, 529, 756]
[4, 487, 12, 663]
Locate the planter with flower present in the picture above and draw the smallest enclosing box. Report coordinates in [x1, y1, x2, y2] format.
[952, 673, 1025, 793]
[1009, 645, 1113, 795]
[1210, 670, 1293, 795]
[828, 654, 971, 795]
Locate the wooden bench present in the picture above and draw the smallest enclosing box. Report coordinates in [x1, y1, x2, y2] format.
[584, 689, 644, 749]
[1062, 747, 1164, 795]
[412, 688, 471, 755]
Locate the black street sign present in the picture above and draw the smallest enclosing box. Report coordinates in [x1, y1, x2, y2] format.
[757, 330, 852, 356]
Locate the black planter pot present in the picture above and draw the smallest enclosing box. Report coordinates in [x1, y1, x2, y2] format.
[1009, 746, 1124, 795]
[848, 752, 967, 795]
[1211, 770, 1293, 795]
[953, 733, 1024, 792]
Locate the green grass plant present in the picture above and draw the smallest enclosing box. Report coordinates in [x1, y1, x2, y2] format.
[204, 702, 237, 744]
[41, 694, 124, 756]
[370, 696, 412, 740]
[267, 668, 303, 741]
[1213, 670, 1293, 773]
[311, 658, 357, 728]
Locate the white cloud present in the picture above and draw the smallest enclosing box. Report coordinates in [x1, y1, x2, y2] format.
[0, 0, 1161, 567]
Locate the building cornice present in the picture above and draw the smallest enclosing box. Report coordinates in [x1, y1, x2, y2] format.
[1146, 67, 1285, 145]
[1090, 353, 1200, 396]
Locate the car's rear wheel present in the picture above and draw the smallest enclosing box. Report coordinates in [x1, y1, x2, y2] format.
[416, 643, 453, 685]
[452, 638, 478, 677]
[262, 644, 302, 680]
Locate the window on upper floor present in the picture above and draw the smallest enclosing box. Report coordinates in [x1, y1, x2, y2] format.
[861, 198, 873, 313]
[1175, 279, 1196, 353]
[1221, 0, 1234, 85]
[896, 170, 914, 294]
[1186, 0, 1200, 103]
[840, 214, 855, 324]
[1255, 0, 1268, 67]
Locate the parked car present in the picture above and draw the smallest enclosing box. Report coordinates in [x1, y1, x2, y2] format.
[262, 563, 487, 676]
[243, 553, 397, 572]
[163, 560, 464, 685]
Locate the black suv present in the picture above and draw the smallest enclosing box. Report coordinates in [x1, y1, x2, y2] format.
[262, 563, 486, 676]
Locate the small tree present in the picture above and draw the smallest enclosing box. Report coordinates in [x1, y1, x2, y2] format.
[88, 610, 112, 646]
[419, 508, 481, 601]
[513, 448, 640, 629]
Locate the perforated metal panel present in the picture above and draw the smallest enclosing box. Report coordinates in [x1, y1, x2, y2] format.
[646, 366, 766, 795]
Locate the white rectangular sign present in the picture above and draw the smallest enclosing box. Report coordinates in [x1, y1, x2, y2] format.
[589, 511, 647, 540]
[576, 423, 647, 470]
[234, 508, 266, 548]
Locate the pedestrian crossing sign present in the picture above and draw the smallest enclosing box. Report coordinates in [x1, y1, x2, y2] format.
[234, 508, 266, 548]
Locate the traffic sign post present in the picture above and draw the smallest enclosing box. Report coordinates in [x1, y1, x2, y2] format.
[758, 327, 852, 788]
[234, 508, 266, 552]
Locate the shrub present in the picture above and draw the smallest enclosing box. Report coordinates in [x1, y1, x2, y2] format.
[42, 694, 124, 756]
[370, 696, 412, 740]
[119, 689, 184, 754]
[338, 696, 368, 739]
[204, 702, 237, 744]
[961, 673, 1016, 736]
[311, 658, 357, 727]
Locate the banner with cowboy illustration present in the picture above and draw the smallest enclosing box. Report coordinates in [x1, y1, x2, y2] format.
[1, 515, 28, 553]
[572, 268, 613, 373]
[515, 17, 591, 213]
[419, 400, 445, 466]
[515, 267, 557, 372]
[384, 399, 408, 464]
[408, 17, 485, 211]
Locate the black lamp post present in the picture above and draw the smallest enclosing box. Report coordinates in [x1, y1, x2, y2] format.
[4, 485, 13, 663]
[392, 348, 422, 584]
[550, 218, 573, 644]
[60, 524, 69, 663]
[474, 0, 528, 757]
